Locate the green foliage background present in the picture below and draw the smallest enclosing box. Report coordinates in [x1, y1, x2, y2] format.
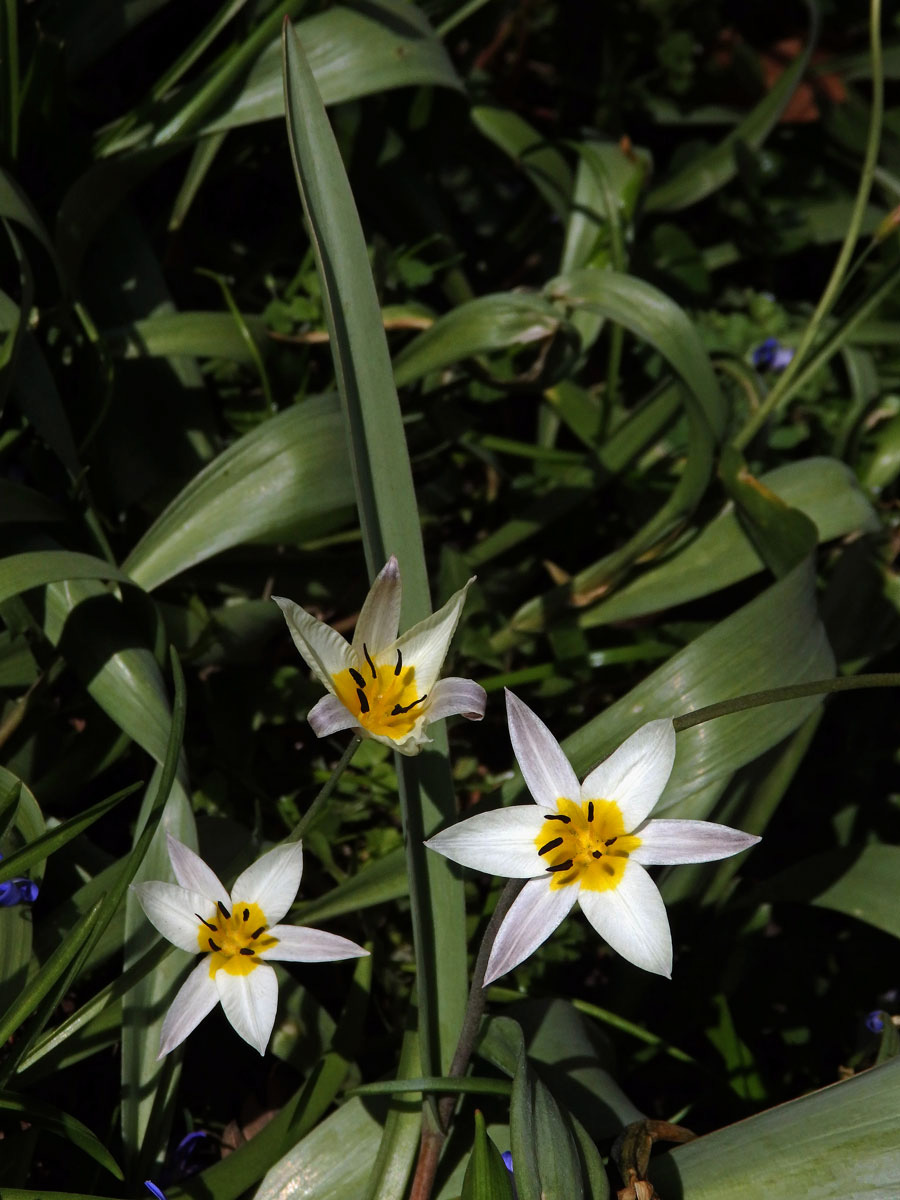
[1, 0, 900, 1197]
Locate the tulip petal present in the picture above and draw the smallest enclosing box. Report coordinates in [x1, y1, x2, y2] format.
[215, 961, 278, 1055]
[272, 596, 353, 690]
[132, 881, 216, 953]
[425, 807, 547, 878]
[483, 877, 577, 985]
[166, 835, 227, 901]
[578, 862, 672, 977]
[352, 556, 401, 660]
[505, 690, 581, 810]
[158, 958, 220, 1056]
[308, 693, 362, 738]
[580, 719, 676, 830]
[426, 676, 487, 724]
[391, 578, 474, 693]
[631, 820, 761, 866]
[230, 842, 304, 925]
[261, 925, 369, 962]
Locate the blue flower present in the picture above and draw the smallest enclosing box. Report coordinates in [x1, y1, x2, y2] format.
[501, 1150, 518, 1198]
[751, 337, 794, 371]
[144, 1182, 167, 1200]
[866, 1011, 886, 1034]
[0, 855, 39, 907]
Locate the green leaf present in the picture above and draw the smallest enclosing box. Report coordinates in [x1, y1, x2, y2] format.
[510, 1038, 584, 1200]
[0, 550, 133, 605]
[351, 1077, 512, 1098]
[124, 396, 354, 591]
[292, 845, 407, 924]
[0, 1091, 123, 1178]
[461, 1110, 515, 1200]
[761, 844, 900, 939]
[470, 107, 573, 219]
[109, 310, 268, 364]
[649, 1057, 900, 1199]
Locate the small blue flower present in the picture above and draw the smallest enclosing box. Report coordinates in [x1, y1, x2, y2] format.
[502, 1150, 518, 1198]
[144, 1183, 167, 1200]
[751, 337, 794, 372]
[866, 1011, 886, 1034]
[173, 1130, 209, 1176]
[0, 855, 39, 907]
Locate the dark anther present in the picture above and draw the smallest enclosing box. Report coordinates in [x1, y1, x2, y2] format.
[544, 813, 571, 824]
[546, 859, 574, 873]
[363, 643, 377, 680]
[217, 901, 231, 919]
[587, 801, 595, 823]
[538, 837, 564, 856]
[196, 913, 217, 932]
[605, 837, 618, 847]
[603, 863, 615, 876]
[592, 850, 602, 859]
[357, 687, 370, 714]
[239, 947, 255, 956]
[390, 694, 427, 716]
[208, 937, 222, 952]
[350, 667, 366, 689]
[251, 926, 265, 939]
[394, 649, 403, 676]
[243, 908, 250, 921]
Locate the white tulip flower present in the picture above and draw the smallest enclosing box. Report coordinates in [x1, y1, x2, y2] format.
[273, 556, 486, 755]
[133, 836, 367, 1056]
[426, 691, 760, 983]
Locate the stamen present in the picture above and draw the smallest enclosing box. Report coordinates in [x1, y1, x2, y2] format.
[592, 850, 602, 859]
[605, 837, 617, 847]
[243, 908, 250, 921]
[217, 901, 230, 919]
[538, 837, 564, 856]
[363, 643, 377, 680]
[587, 801, 595, 823]
[546, 859, 574, 873]
[208, 937, 222, 952]
[239, 947, 255, 956]
[390, 694, 428, 716]
[394, 649, 403, 676]
[196, 913, 216, 932]
[357, 687, 370, 714]
[350, 667, 366, 689]
[544, 813, 571, 824]
[251, 927, 265, 939]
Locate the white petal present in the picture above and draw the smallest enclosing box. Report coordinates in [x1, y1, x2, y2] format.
[132, 881, 216, 953]
[308, 693, 362, 738]
[383, 725, 432, 756]
[391, 577, 475, 693]
[272, 595, 353, 690]
[631, 820, 761, 866]
[230, 842, 304, 925]
[425, 807, 547, 878]
[577, 862, 672, 977]
[260, 924, 369, 962]
[352, 557, 401, 658]
[581, 719, 676, 830]
[215, 962, 278, 1055]
[426, 677, 486, 723]
[483, 877, 577, 986]
[505, 690, 581, 810]
[166, 835, 226, 902]
[158, 958, 220, 1056]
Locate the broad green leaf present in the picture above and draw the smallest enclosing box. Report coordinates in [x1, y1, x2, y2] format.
[0, 1091, 123, 1178]
[471, 107, 573, 219]
[109, 310, 268, 364]
[124, 396, 354, 591]
[362, 1029, 422, 1200]
[762, 844, 900, 939]
[283, 19, 466, 1090]
[292, 845, 407, 924]
[510, 1039, 583, 1200]
[0, 481, 65, 524]
[645, 6, 818, 212]
[0, 167, 56, 266]
[581, 457, 878, 626]
[649, 1057, 900, 1199]
[200, 1, 461, 138]
[718, 446, 818, 578]
[461, 1110, 515, 1200]
[0, 550, 133, 605]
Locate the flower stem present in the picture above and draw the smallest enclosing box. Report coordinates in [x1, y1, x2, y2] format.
[672, 673, 900, 733]
[408, 878, 525, 1200]
[284, 735, 361, 843]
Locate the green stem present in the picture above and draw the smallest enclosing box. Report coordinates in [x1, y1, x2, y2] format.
[672, 673, 900, 734]
[734, 0, 883, 449]
[285, 736, 360, 843]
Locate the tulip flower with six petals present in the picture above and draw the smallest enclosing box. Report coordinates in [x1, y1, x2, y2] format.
[274, 556, 486, 755]
[133, 836, 367, 1056]
[426, 691, 760, 983]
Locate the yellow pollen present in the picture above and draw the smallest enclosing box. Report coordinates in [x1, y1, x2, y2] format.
[534, 796, 641, 892]
[196, 899, 278, 977]
[332, 648, 426, 740]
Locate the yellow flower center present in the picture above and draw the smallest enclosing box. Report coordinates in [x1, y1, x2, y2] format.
[196, 899, 279, 978]
[534, 796, 642, 892]
[332, 644, 427, 740]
